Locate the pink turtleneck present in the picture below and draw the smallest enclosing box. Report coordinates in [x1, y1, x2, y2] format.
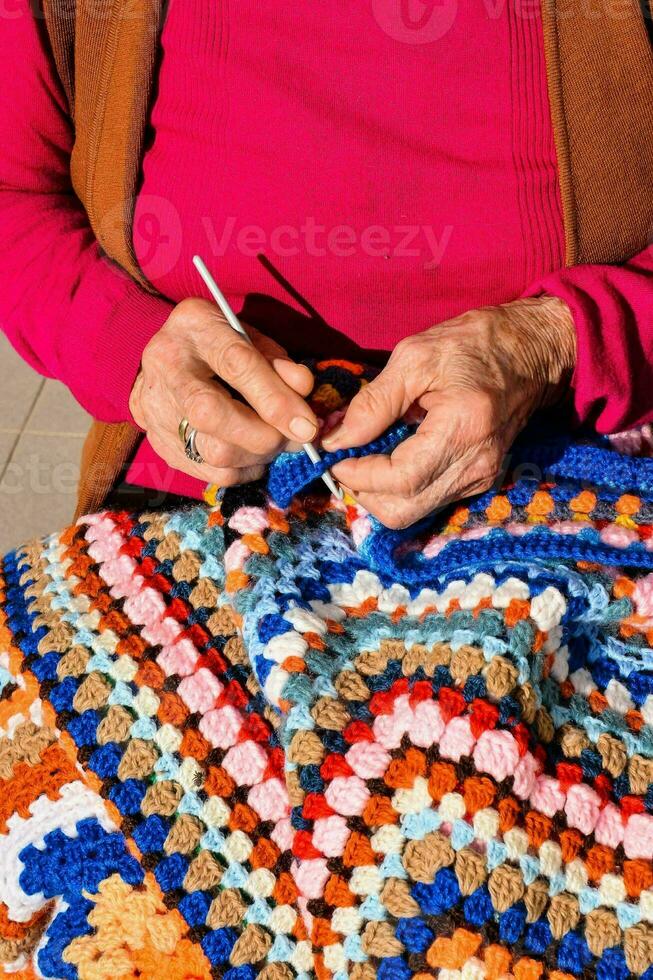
[1, 0, 652, 501]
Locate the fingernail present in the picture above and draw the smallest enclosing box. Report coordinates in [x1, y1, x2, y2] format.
[289, 416, 318, 442]
[322, 423, 344, 448]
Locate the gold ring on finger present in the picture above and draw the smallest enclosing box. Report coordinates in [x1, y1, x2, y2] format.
[178, 417, 191, 447]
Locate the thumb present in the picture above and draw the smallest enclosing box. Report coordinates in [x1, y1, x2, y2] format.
[322, 367, 409, 451]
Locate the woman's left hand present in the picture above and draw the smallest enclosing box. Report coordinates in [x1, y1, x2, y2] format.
[325, 296, 576, 529]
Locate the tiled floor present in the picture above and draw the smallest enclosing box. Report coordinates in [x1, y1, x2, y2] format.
[0, 334, 90, 553]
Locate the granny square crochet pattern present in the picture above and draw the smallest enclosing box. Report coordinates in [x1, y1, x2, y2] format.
[1, 360, 652, 980]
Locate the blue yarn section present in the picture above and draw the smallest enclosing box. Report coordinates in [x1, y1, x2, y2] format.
[17, 818, 144, 979]
[268, 426, 653, 510]
[201, 927, 239, 965]
[19, 819, 143, 901]
[267, 421, 411, 506]
[267, 429, 653, 590]
[362, 523, 653, 588]
[508, 434, 653, 499]
[2, 547, 47, 660]
[38, 900, 93, 979]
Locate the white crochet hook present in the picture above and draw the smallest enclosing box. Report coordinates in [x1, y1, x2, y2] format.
[193, 255, 342, 499]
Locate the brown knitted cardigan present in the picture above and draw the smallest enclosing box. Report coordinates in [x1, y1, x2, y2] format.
[39, 0, 653, 517]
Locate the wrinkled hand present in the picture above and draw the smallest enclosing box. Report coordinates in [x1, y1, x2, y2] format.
[326, 297, 576, 529]
[130, 298, 318, 485]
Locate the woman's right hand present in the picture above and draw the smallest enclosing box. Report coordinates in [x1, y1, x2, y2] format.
[129, 297, 319, 486]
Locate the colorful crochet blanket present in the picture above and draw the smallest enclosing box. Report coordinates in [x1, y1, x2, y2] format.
[1, 361, 652, 980]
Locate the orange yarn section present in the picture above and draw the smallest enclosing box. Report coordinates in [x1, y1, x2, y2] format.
[0, 965, 40, 980]
[62, 874, 212, 980]
[0, 745, 79, 834]
[0, 905, 50, 942]
[426, 928, 482, 969]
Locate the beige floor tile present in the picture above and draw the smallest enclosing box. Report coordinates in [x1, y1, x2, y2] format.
[0, 433, 82, 553]
[0, 429, 20, 477]
[0, 333, 44, 431]
[26, 379, 91, 436]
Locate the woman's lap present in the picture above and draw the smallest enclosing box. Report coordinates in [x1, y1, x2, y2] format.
[1, 364, 652, 978]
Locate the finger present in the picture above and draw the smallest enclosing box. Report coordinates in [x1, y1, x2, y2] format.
[332, 405, 465, 495]
[247, 328, 315, 398]
[332, 386, 505, 496]
[271, 357, 315, 397]
[355, 465, 495, 529]
[129, 372, 146, 430]
[332, 431, 442, 497]
[193, 431, 281, 469]
[205, 319, 318, 443]
[191, 423, 302, 468]
[351, 443, 499, 529]
[322, 364, 410, 451]
[196, 464, 266, 487]
[149, 429, 266, 486]
[179, 378, 287, 458]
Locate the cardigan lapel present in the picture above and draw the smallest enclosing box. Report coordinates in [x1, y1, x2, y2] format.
[541, 0, 653, 265]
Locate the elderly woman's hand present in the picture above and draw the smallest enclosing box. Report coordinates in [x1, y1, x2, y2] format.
[326, 296, 576, 529]
[129, 298, 318, 485]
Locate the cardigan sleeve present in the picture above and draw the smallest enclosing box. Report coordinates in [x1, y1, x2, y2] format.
[525, 247, 653, 434]
[0, 1, 173, 423]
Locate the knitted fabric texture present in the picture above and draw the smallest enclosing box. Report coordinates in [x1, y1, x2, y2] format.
[1, 361, 652, 980]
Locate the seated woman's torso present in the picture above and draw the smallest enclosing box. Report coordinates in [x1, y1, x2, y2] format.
[133, 0, 565, 357]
